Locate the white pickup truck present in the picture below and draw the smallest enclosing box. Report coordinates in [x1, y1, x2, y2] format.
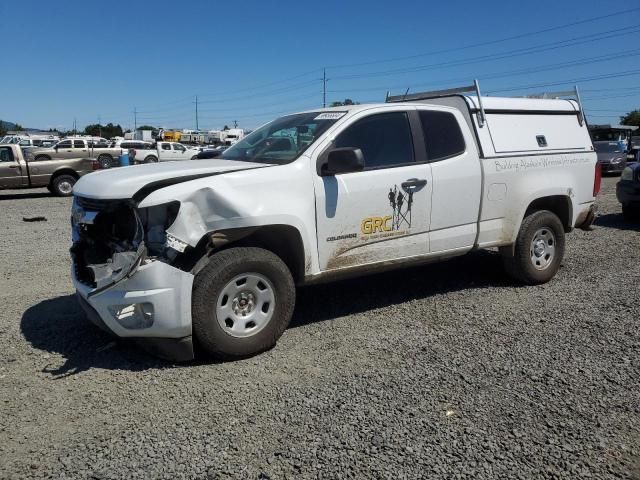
[70, 82, 599, 361]
[129, 141, 200, 163]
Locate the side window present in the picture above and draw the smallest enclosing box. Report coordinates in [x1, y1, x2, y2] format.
[73, 140, 86, 148]
[161, 143, 171, 151]
[418, 110, 466, 161]
[335, 112, 414, 169]
[174, 144, 186, 152]
[57, 140, 72, 148]
[0, 147, 15, 162]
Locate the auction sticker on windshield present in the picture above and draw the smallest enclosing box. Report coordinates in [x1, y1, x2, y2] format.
[314, 112, 347, 120]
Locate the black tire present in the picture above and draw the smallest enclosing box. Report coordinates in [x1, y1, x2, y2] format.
[97, 154, 113, 169]
[50, 174, 76, 197]
[622, 205, 639, 222]
[502, 210, 565, 285]
[192, 247, 295, 358]
[144, 155, 158, 163]
[191, 155, 198, 160]
[35, 155, 51, 161]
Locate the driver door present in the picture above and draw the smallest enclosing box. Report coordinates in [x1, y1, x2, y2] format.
[313, 109, 433, 271]
[0, 146, 26, 188]
[172, 143, 187, 160]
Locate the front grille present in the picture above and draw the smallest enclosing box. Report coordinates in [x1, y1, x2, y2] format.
[75, 196, 132, 212]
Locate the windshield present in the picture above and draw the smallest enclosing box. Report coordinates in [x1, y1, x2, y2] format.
[595, 142, 621, 153]
[221, 111, 345, 164]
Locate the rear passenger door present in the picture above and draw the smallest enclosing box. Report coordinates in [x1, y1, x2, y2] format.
[417, 108, 482, 252]
[73, 140, 88, 158]
[313, 109, 433, 271]
[55, 139, 73, 158]
[159, 143, 173, 161]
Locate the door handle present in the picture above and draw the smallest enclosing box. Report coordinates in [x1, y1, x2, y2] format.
[401, 178, 427, 189]
[8, 165, 19, 168]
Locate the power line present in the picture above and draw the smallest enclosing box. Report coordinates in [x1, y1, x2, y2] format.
[325, 6, 640, 70]
[486, 70, 640, 94]
[329, 49, 640, 97]
[196, 68, 322, 98]
[330, 26, 640, 81]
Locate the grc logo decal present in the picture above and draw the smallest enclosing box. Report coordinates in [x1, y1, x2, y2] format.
[361, 215, 392, 234]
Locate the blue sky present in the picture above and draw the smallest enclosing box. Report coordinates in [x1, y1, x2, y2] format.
[2, 0, 639, 131]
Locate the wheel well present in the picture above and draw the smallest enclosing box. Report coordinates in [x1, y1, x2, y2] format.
[187, 225, 306, 283]
[525, 195, 572, 232]
[50, 169, 79, 185]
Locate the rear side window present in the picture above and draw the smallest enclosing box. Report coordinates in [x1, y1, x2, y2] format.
[73, 140, 85, 148]
[418, 110, 466, 161]
[162, 143, 171, 150]
[335, 112, 414, 169]
[0, 147, 14, 162]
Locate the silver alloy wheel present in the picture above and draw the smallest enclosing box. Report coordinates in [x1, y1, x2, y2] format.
[216, 272, 275, 338]
[530, 227, 556, 270]
[57, 180, 74, 195]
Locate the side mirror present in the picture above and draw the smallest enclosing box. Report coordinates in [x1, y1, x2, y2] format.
[54, 145, 59, 151]
[321, 147, 364, 176]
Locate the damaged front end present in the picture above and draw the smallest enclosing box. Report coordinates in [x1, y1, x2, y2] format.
[70, 195, 195, 361]
[71, 197, 181, 291]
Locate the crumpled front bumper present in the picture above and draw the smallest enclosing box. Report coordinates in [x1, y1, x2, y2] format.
[73, 259, 195, 361]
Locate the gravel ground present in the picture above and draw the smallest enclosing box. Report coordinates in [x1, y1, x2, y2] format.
[0, 177, 638, 479]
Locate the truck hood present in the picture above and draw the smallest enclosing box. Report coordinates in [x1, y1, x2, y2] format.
[73, 159, 270, 200]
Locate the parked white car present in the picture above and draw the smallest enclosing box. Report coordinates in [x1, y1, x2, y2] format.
[129, 141, 200, 163]
[70, 82, 599, 361]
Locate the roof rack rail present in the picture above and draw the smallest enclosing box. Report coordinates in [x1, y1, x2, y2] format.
[385, 79, 486, 127]
[521, 86, 585, 126]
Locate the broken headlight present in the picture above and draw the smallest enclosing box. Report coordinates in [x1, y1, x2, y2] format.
[137, 201, 181, 257]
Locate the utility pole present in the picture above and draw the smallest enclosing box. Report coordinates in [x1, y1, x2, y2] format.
[73, 118, 77, 135]
[195, 95, 199, 131]
[322, 68, 327, 108]
[133, 107, 137, 131]
[233, 120, 238, 129]
[98, 114, 102, 138]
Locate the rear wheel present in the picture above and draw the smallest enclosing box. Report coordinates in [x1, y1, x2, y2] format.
[192, 247, 295, 358]
[97, 154, 113, 169]
[50, 174, 76, 196]
[144, 155, 158, 163]
[191, 155, 198, 160]
[502, 210, 565, 285]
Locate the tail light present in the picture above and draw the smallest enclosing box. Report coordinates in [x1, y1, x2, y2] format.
[91, 160, 100, 170]
[593, 162, 602, 196]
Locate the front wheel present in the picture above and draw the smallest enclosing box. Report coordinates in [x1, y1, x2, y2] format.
[192, 247, 295, 358]
[144, 155, 158, 163]
[191, 155, 198, 160]
[502, 210, 565, 285]
[50, 174, 76, 196]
